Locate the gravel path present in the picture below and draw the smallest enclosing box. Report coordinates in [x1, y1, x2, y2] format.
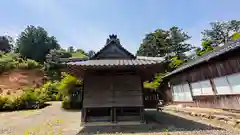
[0, 102, 239, 135]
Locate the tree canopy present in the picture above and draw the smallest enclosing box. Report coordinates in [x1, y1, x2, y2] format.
[202, 20, 240, 45]
[136, 27, 194, 59]
[0, 36, 13, 53]
[67, 46, 74, 53]
[87, 50, 96, 58]
[16, 25, 60, 62]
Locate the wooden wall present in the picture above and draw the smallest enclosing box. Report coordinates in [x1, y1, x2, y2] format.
[167, 49, 240, 110]
[171, 51, 240, 85]
[83, 74, 143, 108]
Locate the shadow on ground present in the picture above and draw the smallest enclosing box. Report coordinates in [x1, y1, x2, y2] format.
[76, 110, 223, 134]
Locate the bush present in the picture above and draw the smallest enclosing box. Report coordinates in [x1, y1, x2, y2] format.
[0, 73, 82, 111]
[41, 81, 61, 101]
[61, 96, 70, 109]
[0, 88, 47, 111]
[26, 59, 41, 69]
[0, 53, 41, 73]
[17, 59, 41, 69]
[57, 73, 82, 95]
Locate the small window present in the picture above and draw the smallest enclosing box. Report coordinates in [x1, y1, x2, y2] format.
[200, 80, 214, 95]
[227, 73, 240, 94]
[191, 82, 202, 96]
[213, 76, 231, 95]
[172, 84, 192, 102]
[182, 83, 193, 101]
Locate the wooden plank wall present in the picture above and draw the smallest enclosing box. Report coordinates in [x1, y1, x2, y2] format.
[113, 75, 142, 107]
[167, 51, 240, 109]
[83, 75, 143, 108]
[171, 54, 240, 85]
[84, 76, 113, 107]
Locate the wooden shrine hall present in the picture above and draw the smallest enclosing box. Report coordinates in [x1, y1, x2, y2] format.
[64, 34, 164, 125]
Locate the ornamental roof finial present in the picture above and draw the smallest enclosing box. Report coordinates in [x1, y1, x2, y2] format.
[109, 34, 117, 39]
[106, 34, 120, 45]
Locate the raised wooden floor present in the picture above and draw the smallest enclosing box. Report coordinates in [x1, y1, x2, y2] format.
[82, 121, 144, 127]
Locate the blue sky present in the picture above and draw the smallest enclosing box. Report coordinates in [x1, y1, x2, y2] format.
[1, 0, 240, 53]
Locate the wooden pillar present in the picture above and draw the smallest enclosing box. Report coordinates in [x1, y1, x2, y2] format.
[140, 107, 144, 123]
[83, 108, 87, 122]
[113, 107, 117, 123]
[111, 107, 113, 123]
[81, 108, 84, 122]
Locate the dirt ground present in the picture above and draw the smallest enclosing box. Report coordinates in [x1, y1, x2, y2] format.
[0, 102, 239, 135]
[0, 69, 44, 95]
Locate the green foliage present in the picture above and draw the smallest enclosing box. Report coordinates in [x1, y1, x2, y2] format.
[44, 49, 70, 81]
[169, 56, 184, 69]
[17, 59, 41, 69]
[87, 50, 96, 58]
[0, 36, 13, 53]
[232, 32, 240, 41]
[67, 46, 74, 53]
[144, 73, 166, 89]
[57, 73, 82, 96]
[16, 25, 60, 63]
[57, 73, 82, 109]
[61, 96, 70, 109]
[136, 27, 194, 58]
[0, 88, 46, 111]
[71, 49, 88, 58]
[196, 40, 214, 56]
[202, 20, 240, 45]
[0, 73, 81, 111]
[0, 52, 41, 73]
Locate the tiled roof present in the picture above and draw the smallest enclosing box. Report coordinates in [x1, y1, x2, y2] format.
[60, 57, 88, 62]
[136, 56, 165, 61]
[165, 40, 240, 78]
[67, 59, 162, 67]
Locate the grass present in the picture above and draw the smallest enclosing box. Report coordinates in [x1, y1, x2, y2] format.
[71, 52, 87, 58]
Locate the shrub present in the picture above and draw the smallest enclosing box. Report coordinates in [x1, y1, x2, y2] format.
[61, 96, 70, 109]
[0, 52, 42, 73]
[17, 59, 41, 69]
[26, 59, 41, 69]
[57, 73, 82, 96]
[0, 88, 47, 111]
[40, 81, 60, 101]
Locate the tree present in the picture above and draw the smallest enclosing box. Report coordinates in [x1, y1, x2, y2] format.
[168, 27, 193, 57]
[67, 46, 74, 53]
[202, 20, 240, 45]
[87, 50, 96, 58]
[136, 27, 194, 60]
[196, 40, 214, 56]
[136, 29, 169, 57]
[16, 25, 60, 62]
[45, 49, 71, 81]
[75, 49, 87, 55]
[0, 36, 13, 53]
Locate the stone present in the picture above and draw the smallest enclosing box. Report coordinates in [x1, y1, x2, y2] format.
[227, 120, 237, 126]
[214, 115, 229, 121]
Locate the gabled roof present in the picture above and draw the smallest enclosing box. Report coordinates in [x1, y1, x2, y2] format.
[90, 34, 135, 59]
[165, 40, 240, 78]
[65, 35, 164, 68]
